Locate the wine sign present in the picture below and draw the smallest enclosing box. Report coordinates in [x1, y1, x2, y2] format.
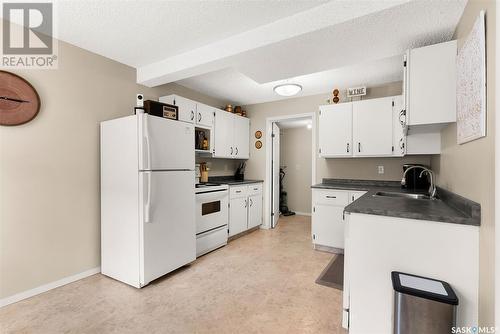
[347, 86, 367, 98]
[0, 71, 40, 126]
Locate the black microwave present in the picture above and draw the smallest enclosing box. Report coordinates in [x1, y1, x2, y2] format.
[143, 100, 178, 120]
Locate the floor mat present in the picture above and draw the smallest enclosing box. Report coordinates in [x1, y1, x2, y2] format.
[315, 254, 344, 290]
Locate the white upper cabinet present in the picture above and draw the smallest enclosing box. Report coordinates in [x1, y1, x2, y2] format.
[196, 103, 215, 128]
[319, 103, 353, 157]
[213, 109, 234, 158]
[213, 109, 249, 159]
[233, 116, 250, 159]
[406, 40, 457, 126]
[352, 96, 394, 157]
[159, 95, 196, 124]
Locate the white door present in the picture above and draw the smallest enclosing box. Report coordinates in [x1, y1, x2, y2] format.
[271, 123, 280, 228]
[159, 95, 196, 124]
[319, 103, 353, 157]
[233, 116, 250, 159]
[229, 197, 248, 236]
[213, 110, 234, 158]
[352, 97, 393, 157]
[248, 194, 263, 229]
[138, 114, 194, 170]
[140, 170, 195, 286]
[196, 103, 215, 128]
[312, 204, 344, 248]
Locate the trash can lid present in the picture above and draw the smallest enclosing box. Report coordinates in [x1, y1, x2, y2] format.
[391, 271, 459, 305]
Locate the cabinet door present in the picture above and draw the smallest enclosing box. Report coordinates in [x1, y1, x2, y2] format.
[319, 103, 352, 157]
[248, 194, 262, 229]
[213, 110, 234, 158]
[159, 95, 196, 124]
[408, 40, 456, 125]
[233, 115, 250, 159]
[229, 197, 248, 237]
[196, 103, 215, 128]
[352, 97, 393, 157]
[312, 204, 345, 249]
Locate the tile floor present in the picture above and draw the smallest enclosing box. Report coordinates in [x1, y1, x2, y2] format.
[0, 215, 345, 333]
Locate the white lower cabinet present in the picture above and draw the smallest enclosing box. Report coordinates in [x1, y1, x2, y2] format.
[229, 183, 263, 237]
[248, 194, 263, 229]
[312, 189, 366, 250]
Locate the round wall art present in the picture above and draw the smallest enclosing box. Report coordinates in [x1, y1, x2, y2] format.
[255, 130, 262, 139]
[255, 140, 262, 149]
[0, 71, 41, 126]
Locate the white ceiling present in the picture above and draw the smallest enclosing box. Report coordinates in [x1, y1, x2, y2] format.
[44, 0, 466, 105]
[54, 0, 328, 67]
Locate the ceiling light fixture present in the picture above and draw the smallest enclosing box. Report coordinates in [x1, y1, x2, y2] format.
[273, 83, 302, 97]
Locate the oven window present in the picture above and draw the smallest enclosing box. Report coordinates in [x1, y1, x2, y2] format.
[202, 201, 221, 215]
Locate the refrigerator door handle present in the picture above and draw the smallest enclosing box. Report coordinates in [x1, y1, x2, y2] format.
[144, 172, 152, 223]
[143, 116, 152, 169]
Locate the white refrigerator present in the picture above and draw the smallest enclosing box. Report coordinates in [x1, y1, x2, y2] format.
[100, 113, 195, 288]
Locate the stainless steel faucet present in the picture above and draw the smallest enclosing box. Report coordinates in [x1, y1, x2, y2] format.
[401, 166, 437, 199]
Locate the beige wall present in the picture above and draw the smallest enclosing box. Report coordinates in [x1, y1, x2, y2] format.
[0, 37, 228, 299]
[280, 127, 313, 214]
[431, 0, 496, 326]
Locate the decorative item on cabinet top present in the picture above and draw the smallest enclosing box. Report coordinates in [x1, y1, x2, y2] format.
[0, 71, 41, 126]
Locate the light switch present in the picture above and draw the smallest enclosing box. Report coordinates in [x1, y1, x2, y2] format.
[378, 165, 385, 174]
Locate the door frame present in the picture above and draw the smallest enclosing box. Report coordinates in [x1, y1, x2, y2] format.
[264, 112, 317, 229]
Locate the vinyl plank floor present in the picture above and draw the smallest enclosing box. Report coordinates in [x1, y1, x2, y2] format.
[0, 215, 346, 334]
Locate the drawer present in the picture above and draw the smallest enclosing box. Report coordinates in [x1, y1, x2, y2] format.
[312, 189, 349, 206]
[230, 185, 248, 199]
[247, 183, 263, 195]
[196, 226, 228, 257]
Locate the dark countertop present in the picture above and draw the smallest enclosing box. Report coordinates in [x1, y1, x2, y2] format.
[311, 179, 480, 226]
[209, 176, 263, 185]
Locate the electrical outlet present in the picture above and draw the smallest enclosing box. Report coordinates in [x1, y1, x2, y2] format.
[378, 165, 385, 174]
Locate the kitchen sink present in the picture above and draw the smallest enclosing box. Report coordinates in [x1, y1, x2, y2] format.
[372, 191, 432, 200]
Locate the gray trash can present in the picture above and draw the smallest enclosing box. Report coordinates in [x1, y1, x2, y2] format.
[392, 271, 458, 334]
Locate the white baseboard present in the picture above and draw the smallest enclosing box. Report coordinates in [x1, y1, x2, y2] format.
[0, 267, 101, 308]
[293, 211, 311, 216]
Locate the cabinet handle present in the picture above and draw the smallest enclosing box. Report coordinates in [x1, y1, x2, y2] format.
[235, 147, 238, 155]
[254, 188, 258, 191]
[244, 199, 248, 208]
[399, 110, 407, 126]
[191, 110, 194, 121]
[230, 147, 233, 155]
[326, 195, 336, 199]
[250, 198, 253, 207]
[236, 190, 241, 193]
[399, 138, 405, 150]
[346, 143, 350, 153]
[198, 112, 202, 122]
[352, 195, 355, 201]
[358, 142, 361, 153]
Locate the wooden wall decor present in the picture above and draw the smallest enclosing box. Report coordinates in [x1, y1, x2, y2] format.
[255, 130, 262, 139]
[255, 140, 262, 149]
[0, 71, 41, 126]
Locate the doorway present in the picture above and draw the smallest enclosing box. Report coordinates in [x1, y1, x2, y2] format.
[265, 113, 316, 229]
